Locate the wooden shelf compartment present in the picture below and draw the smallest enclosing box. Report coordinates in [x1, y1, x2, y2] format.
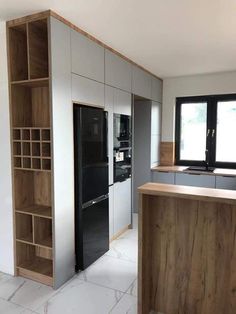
[15, 204, 52, 219]
[11, 83, 50, 128]
[15, 212, 33, 243]
[16, 242, 53, 286]
[28, 19, 49, 79]
[14, 170, 51, 212]
[8, 24, 28, 81]
[34, 216, 52, 248]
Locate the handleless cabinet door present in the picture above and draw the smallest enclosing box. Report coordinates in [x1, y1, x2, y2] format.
[132, 66, 152, 99]
[151, 76, 163, 103]
[105, 85, 114, 186]
[109, 185, 114, 239]
[71, 29, 104, 83]
[113, 89, 131, 115]
[152, 171, 175, 184]
[105, 50, 132, 92]
[72, 74, 104, 107]
[114, 178, 131, 235]
[216, 176, 236, 190]
[175, 173, 215, 188]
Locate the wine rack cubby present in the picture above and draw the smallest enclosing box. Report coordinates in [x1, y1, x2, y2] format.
[13, 127, 51, 171]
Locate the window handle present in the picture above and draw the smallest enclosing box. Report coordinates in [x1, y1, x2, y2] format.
[207, 129, 210, 137]
[212, 129, 215, 138]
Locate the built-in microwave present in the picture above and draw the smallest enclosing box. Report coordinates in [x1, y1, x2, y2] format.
[113, 114, 131, 144]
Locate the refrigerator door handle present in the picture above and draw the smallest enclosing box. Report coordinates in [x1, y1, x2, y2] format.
[82, 194, 109, 209]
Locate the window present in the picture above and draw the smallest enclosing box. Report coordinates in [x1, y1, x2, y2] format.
[175, 94, 236, 168]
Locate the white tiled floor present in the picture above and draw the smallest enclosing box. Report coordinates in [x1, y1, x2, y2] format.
[0, 214, 138, 314]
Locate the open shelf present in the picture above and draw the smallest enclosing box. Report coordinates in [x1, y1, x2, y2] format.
[11, 84, 50, 128]
[16, 213, 33, 243]
[28, 19, 49, 79]
[14, 170, 51, 210]
[8, 24, 28, 81]
[34, 217, 52, 248]
[16, 242, 53, 286]
[15, 204, 52, 219]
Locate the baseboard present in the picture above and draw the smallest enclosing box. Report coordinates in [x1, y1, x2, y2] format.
[110, 224, 132, 242]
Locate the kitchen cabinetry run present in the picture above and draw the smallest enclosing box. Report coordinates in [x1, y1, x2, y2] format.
[113, 178, 131, 235]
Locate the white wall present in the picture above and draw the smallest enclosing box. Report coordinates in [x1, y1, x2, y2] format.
[162, 71, 236, 141]
[0, 22, 14, 275]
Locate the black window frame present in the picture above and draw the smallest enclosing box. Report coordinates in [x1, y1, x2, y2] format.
[175, 94, 236, 169]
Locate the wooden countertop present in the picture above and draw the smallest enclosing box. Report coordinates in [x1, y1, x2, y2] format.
[138, 182, 236, 205]
[151, 166, 236, 177]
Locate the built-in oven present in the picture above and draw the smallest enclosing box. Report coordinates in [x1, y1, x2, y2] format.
[113, 113, 132, 182]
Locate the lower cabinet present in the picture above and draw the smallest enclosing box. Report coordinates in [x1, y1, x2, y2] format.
[216, 176, 236, 190]
[152, 171, 175, 184]
[113, 178, 131, 235]
[175, 173, 215, 188]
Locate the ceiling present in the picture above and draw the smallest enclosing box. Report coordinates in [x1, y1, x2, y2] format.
[1, 0, 236, 78]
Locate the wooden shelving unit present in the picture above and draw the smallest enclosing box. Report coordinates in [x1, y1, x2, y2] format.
[7, 17, 54, 286]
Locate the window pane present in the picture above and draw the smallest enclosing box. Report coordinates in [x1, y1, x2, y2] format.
[180, 103, 207, 160]
[216, 101, 236, 162]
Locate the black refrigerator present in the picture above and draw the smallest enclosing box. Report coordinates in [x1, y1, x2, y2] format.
[74, 105, 109, 271]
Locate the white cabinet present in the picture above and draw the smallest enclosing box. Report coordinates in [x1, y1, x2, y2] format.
[114, 178, 131, 235]
[151, 76, 162, 103]
[105, 50, 132, 92]
[175, 173, 215, 188]
[105, 85, 114, 186]
[152, 171, 175, 184]
[71, 29, 104, 82]
[132, 66, 152, 99]
[72, 74, 104, 107]
[113, 88, 131, 115]
[216, 176, 236, 190]
[109, 185, 114, 240]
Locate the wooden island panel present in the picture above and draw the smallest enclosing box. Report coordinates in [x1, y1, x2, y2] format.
[138, 183, 236, 314]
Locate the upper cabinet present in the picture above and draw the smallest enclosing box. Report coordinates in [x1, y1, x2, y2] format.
[105, 50, 132, 92]
[113, 88, 131, 116]
[132, 66, 152, 99]
[72, 74, 104, 107]
[151, 77, 162, 103]
[71, 29, 104, 83]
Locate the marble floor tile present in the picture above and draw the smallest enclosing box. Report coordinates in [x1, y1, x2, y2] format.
[10, 280, 56, 311]
[127, 279, 137, 297]
[106, 237, 138, 263]
[110, 293, 137, 314]
[0, 273, 26, 301]
[82, 255, 137, 292]
[0, 298, 26, 314]
[37, 279, 123, 314]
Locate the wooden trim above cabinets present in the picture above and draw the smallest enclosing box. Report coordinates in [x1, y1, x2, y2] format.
[6, 9, 162, 81]
[160, 142, 175, 166]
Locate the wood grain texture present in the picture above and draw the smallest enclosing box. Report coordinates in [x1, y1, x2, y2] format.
[139, 192, 236, 314]
[160, 142, 175, 166]
[138, 182, 236, 205]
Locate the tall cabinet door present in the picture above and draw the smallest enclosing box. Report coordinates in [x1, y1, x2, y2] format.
[114, 178, 131, 235]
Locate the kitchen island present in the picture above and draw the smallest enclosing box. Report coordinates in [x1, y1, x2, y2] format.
[138, 182, 236, 314]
